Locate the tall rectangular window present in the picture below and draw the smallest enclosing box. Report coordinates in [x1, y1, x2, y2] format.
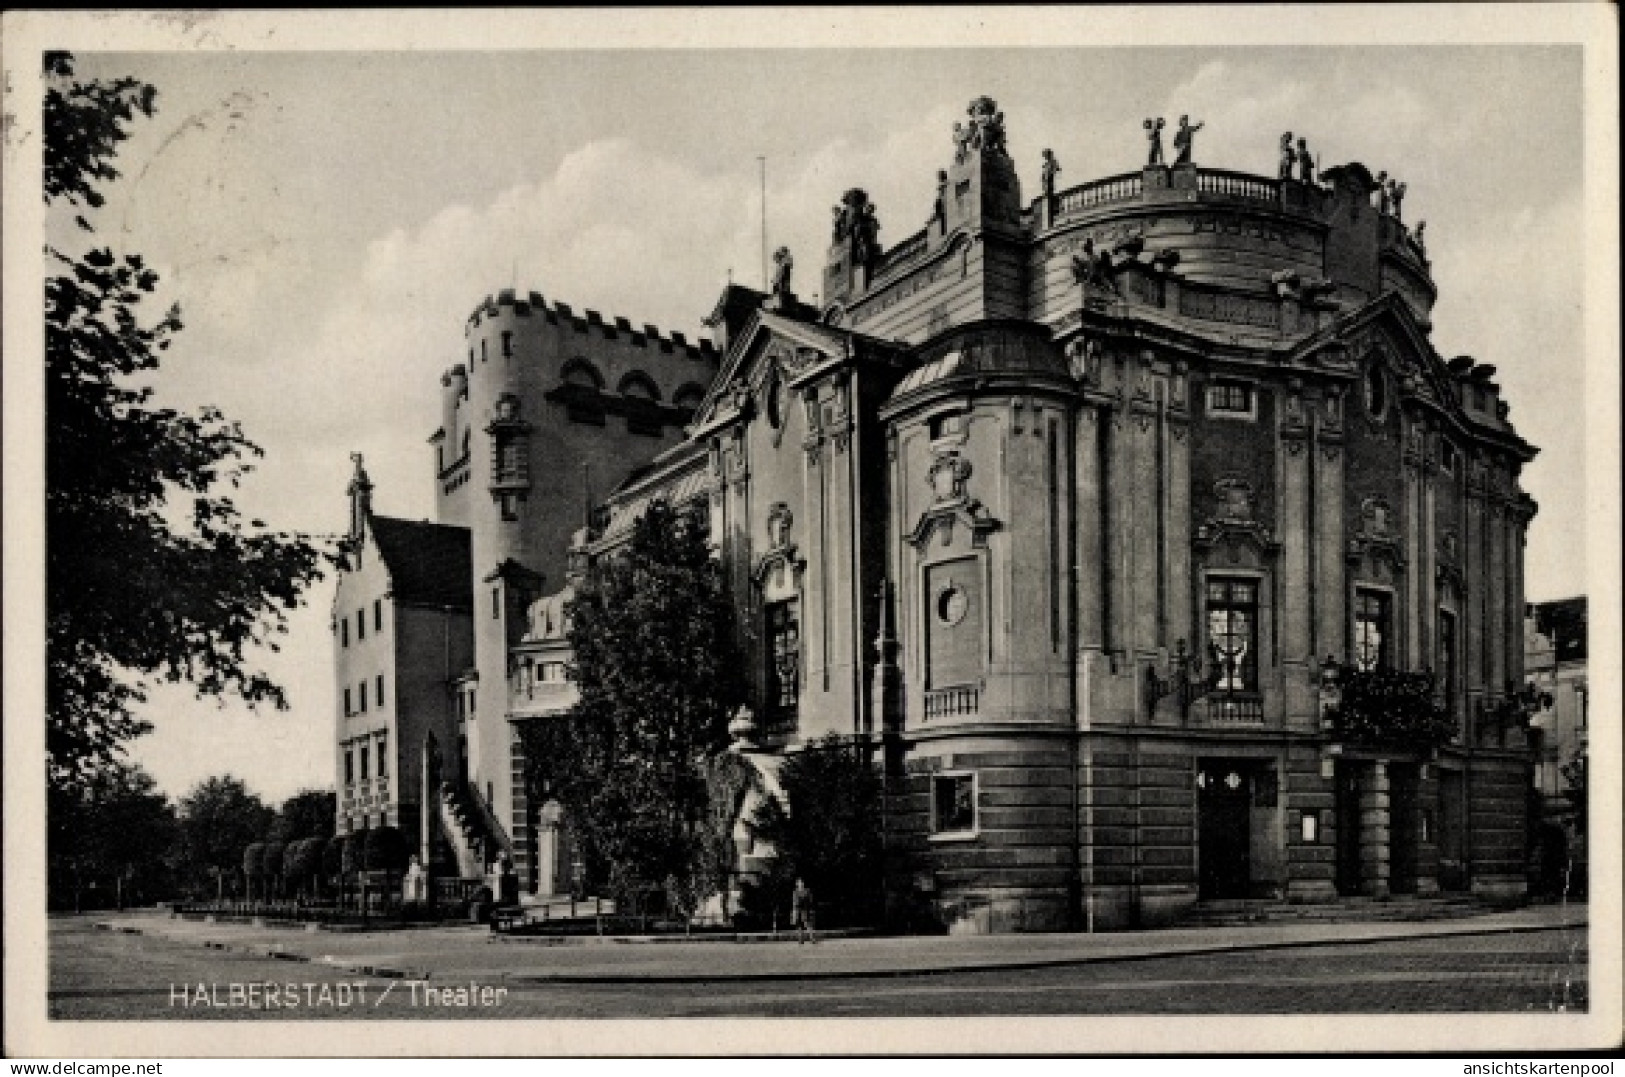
[357, 609, 365, 641]
[344, 749, 354, 785]
[376, 674, 385, 709]
[501, 330, 513, 357]
[1206, 578, 1259, 691]
[359, 744, 370, 781]
[1437, 609, 1457, 708]
[374, 599, 382, 633]
[359, 681, 368, 713]
[1354, 589, 1394, 672]
[341, 619, 349, 647]
[377, 735, 388, 778]
[765, 599, 801, 727]
[343, 687, 352, 716]
[493, 588, 501, 620]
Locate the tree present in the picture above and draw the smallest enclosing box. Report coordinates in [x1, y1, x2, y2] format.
[518, 500, 745, 905]
[175, 775, 272, 899]
[44, 52, 334, 798]
[743, 734, 885, 928]
[1325, 665, 1456, 754]
[48, 762, 177, 911]
[268, 788, 337, 844]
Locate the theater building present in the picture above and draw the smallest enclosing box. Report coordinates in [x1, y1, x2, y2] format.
[334, 97, 1541, 931]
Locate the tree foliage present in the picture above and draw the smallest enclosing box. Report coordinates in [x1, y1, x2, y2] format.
[1326, 665, 1457, 753]
[44, 52, 334, 796]
[743, 734, 885, 928]
[175, 775, 272, 897]
[518, 500, 745, 904]
[268, 788, 337, 844]
[48, 761, 177, 910]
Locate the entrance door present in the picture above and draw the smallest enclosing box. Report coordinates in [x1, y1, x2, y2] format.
[1198, 763, 1252, 899]
[1389, 764, 1419, 895]
[1335, 761, 1364, 896]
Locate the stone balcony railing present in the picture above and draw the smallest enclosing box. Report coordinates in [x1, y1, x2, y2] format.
[923, 684, 980, 721]
[1053, 170, 1144, 216]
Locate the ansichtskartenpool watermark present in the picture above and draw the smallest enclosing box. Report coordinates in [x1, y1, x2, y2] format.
[167, 981, 509, 1010]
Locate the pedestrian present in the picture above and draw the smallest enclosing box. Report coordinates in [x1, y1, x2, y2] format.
[791, 877, 815, 944]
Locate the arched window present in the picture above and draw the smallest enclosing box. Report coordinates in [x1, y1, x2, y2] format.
[618, 371, 661, 402]
[560, 358, 604, 391]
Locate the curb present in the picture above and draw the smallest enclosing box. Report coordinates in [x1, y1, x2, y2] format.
[95, 914, 1585, 987]
[493, 919, 1589, 985]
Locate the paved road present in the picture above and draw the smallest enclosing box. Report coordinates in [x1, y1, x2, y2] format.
[49, 915, 1587, 1020]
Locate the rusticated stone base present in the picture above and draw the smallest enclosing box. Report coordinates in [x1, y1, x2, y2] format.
[1081, 883, 1197, 931]
[939, 887, 1073, 934]
[1470, 873, 1528, 905]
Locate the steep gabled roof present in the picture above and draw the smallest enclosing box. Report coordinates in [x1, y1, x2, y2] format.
[369, 516, 473, 610]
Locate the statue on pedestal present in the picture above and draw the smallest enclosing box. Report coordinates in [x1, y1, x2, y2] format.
[1173, 115, 1204, 164]
[1375, 171, 1391, 214]
[1387, 178, 1407, 222]
[931, 169, 948, 228]
[1144, 117, 1166, 165]
[1278, 132, 1295, 180]
[1296, 137, 1315, 184]
[1413, 220, 1427, 253]
[1040, 149, 1061, 201]
[770, 246, 793, 300]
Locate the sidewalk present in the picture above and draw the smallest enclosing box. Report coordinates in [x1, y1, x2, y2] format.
[94, 903, 1586, 985]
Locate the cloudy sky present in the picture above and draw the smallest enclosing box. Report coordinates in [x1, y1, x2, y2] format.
[20, 14, 1604, 805]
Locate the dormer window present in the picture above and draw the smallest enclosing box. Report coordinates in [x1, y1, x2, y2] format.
[929, 412, 966, 441]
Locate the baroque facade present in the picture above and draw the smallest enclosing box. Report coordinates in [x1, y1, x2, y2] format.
[333, 97, 1541, 931]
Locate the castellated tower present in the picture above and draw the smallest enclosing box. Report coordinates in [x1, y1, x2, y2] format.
[428, 288, 718, 860]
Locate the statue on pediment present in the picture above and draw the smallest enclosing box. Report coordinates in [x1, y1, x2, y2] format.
[1144, 117, 1166, 165]
[1173, 115, 1204, 164]
[770, 246, 793, 299]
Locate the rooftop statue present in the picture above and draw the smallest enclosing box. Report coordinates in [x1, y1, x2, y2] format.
[953, 96, 1008, 162]
[770, 246, 794, 299]
[1144, 117, 1166, 165]
[1041, 149, 1061, 200]
[1296, 137, 1315, 184]
[1173, 115, 1204, 165]
[931, 168, 948, 226]
[1376, 170, 1391, 214]
[1387, 178, 1407, 222]
[1413, 220, 1427, 253]
[1278, 132, 1295, 180]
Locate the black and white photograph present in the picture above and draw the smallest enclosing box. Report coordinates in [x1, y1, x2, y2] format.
[3, 7, 1619, 1060]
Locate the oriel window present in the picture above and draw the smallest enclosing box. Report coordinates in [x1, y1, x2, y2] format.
[765, 599, 801, 726]
[1206, 578, 1259, 691]
[1354, 589, 1394, 672]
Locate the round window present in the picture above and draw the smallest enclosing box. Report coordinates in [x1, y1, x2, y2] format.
[936, 584, 968, 626]
[1363, 363, 1388, 418]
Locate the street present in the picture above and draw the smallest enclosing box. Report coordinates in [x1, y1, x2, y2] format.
[48, 914, 1587, 1020]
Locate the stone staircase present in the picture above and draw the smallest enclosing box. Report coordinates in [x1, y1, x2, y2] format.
[1181, 893, 1492, 928]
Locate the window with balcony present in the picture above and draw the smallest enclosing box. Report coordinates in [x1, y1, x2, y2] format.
[1354, 589, 1394, 672]
[1206, 579, 1259, 691]
[932, 773, 977, 836]
[765, 599, 801, 728]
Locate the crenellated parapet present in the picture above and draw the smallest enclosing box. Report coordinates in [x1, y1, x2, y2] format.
[464, 288, 718, 362]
